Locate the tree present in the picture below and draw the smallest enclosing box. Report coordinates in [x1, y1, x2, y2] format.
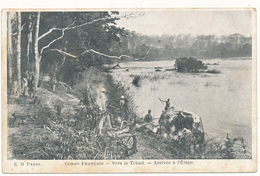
[7, 12, 13, 94]
[7, 11, 141, 91]
[31, 12, 130, 87]
[16, 12, 22, 95]
[26, 14, 34, 72]
[7, 12, 22, 96]
[34, 12, 41, 87]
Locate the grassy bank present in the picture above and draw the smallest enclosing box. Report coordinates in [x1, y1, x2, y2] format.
[7, 69, 136, 160]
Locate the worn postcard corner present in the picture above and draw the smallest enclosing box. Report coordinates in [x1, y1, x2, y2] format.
[1, 8, 257, 173]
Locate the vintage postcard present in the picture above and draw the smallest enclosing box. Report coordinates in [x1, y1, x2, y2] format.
[1, 8, 257, 173]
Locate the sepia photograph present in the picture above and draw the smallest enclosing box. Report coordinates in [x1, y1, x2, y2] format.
[1, 8, 257, 173]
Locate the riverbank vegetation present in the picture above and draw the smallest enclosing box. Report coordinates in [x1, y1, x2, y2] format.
[6, 11, 251, 160]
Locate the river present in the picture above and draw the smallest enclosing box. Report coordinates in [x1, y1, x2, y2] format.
[110, 58, 252, 151]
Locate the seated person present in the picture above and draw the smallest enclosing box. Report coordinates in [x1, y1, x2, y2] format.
[144, 110, 153, 123]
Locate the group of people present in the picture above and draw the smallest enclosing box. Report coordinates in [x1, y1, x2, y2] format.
[119, 95, 171, 125]
[96, 92, 172, 136]
[143, 98, 171, 124]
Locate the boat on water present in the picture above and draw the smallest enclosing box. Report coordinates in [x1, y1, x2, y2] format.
[105, 105, 205, 158]
[151, 106, 205, 145]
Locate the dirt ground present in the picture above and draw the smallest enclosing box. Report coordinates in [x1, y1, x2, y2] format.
[7, 85, 173, 160]
[7, 87, 80, 159]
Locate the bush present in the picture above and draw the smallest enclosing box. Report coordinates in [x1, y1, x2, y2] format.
[132, 75, 141, 87]
[175, 57, 207, 72]
[167, 134, 251, 159]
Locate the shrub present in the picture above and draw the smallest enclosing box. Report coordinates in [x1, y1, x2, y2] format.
[132, 75, 141, 87]
[166, 133, 251, 159]
[175, 57, 207, 72]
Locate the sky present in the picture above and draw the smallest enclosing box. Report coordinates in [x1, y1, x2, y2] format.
[116, 10, 253, 37]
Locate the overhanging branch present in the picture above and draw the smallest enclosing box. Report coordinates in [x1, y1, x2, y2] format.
[89, 49, 133, 60]
[37, 12, 140, 43]
[50, 49, 77, 58]
[38, 16, 111, 41]
[39, 21, 75, 55]
[50, 48, 133, 60]
[38, 12, 143, 56]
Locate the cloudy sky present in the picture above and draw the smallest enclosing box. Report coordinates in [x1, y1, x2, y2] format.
[116, 10, 253, 37]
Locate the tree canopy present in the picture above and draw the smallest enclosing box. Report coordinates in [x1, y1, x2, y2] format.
[15, 11, 129, 87]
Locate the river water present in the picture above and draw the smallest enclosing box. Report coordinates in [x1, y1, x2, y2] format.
[110, 58, 252, 150]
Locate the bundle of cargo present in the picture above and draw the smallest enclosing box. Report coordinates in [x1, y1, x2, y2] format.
[158, 106, 204, 145]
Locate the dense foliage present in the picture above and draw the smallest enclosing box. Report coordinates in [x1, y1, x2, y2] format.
[18, 12, 127, 87]
[175, 57, 207, 72]
[114, 33, 252, 61]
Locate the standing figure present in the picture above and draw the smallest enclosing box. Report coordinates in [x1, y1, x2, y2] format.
[144, 110, 153, 123]
[28, 75, 36, 98]
[120, 95, 128, 121]
[120, 95, 125, 115]
[160, 98, 170, 111]
[21, 77, 28, 96]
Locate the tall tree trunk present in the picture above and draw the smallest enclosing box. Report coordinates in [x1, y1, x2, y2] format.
[27, 15, 33, 72]
[34, 12, 40, 87]
[16, 12, 21, 95]
[7, 12, 13, 94]
[35, 58, 41, 87]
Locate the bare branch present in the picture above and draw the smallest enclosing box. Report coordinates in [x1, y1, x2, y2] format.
[40, 12, 143, 58]
[40, 21, 75, 54]
[67, 21, 76, 28]
[38, 27, 63, 41]
[89, 49, 133, 60]
[77, 34, 133, 59]
[38, 13, 140, 55]
[37, 15, 111, 41]
[67, 16, 110, 30]
[38, 13, 133, 42]
[40, 30, 65, 55]
[50, 49, 77, 58]
[76, 50, 89, 57]
[51, 48, 133, 60]
[59, 56, 67, 69]
[21, 23, 27, 31]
